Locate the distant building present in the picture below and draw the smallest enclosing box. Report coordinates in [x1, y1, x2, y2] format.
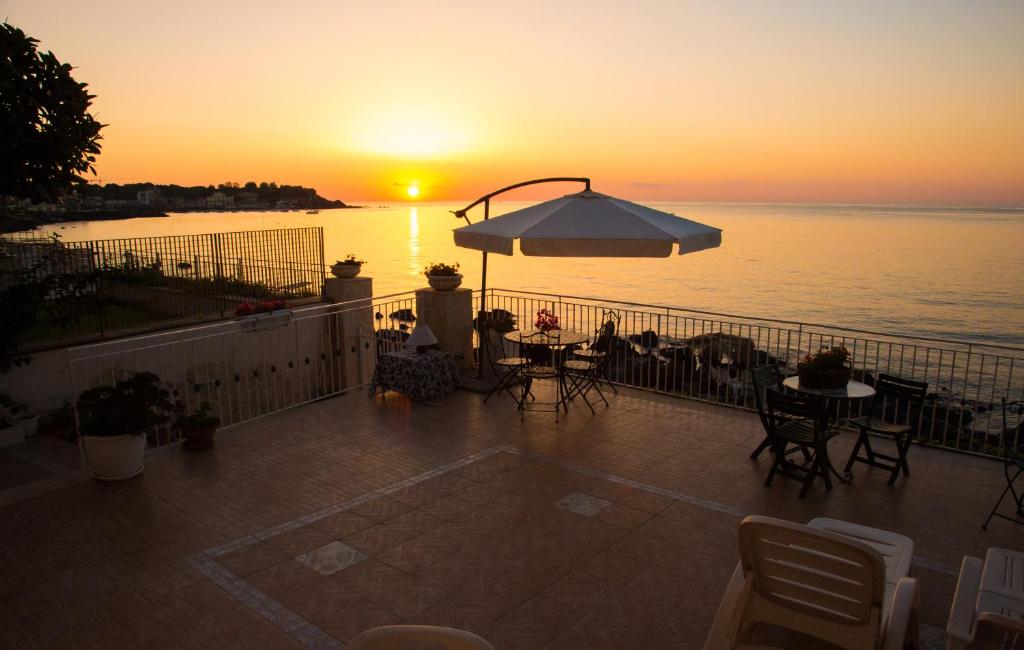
[236, 191, 260, 207]
[137, 188, 162, 206]
[205, 192, 235, 209]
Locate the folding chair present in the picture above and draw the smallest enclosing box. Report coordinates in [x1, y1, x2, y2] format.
[843, 373, 928, 486]
[981, 398, 1024, 529]
[764, 388, 839, 498]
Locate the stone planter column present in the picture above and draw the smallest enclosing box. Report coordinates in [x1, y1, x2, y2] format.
[323, 277, 374, 390]
[415, 287, 473, 369]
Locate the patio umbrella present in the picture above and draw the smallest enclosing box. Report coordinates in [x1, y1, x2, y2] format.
[452, 183, 722, 378]
[453, 190, 721, 258]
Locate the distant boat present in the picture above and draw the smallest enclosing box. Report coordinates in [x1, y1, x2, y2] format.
[305, 209, 319, 214]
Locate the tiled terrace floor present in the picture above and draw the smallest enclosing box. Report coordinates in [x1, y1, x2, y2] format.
[1, 385, 1021, 649]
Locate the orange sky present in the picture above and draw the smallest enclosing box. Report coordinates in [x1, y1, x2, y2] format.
[7, 1, 1024, 205]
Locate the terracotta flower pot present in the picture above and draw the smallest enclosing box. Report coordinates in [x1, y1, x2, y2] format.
[797, 365, 852, 390]
[427, 274, 463, 291]
[181, 424, 217, 450]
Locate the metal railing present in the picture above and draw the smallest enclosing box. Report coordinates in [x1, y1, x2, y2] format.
[481, 288, 1024, 458]
[1, 227, 326, 345]
[67, 291, 420, 450]
[62, 284, 1022, 460]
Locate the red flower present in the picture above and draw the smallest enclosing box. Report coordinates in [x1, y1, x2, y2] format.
[534, 308, 560, 331]
[235, 302, 256, 317]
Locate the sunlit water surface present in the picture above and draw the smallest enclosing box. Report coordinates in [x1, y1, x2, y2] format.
[35, 202, 1024, 346]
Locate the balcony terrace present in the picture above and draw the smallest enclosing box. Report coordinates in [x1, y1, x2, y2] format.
[1, 385, 1020, 648]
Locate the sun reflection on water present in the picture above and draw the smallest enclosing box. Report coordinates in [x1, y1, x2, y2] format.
[407, 206, 421, 277]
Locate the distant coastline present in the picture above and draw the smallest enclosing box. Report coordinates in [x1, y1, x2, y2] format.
[0, 181, 357, 233]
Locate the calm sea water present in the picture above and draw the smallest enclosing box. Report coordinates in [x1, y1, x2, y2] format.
[33, 202, 1024, 347]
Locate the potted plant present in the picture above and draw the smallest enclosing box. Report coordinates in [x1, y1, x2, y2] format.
[797, 345, 853, 389]
[423, 262, 462, 291]
[331, 254, 365, 279]
[177, 402, 220, 450]
[534, 308, 561, 334]
[235, 299, 291, 331]
[76, 372, 175, 480]
[0, 393, 25, 448]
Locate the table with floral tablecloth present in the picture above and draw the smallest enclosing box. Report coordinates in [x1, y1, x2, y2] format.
[370, 348, 459, 402]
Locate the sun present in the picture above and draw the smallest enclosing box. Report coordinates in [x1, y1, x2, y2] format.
[406, 184, 420, 199]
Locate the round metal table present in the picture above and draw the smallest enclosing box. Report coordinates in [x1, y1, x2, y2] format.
[782, 377, 876, 401]
[781, 376, 876, 483]
[504, 329, 589, 347]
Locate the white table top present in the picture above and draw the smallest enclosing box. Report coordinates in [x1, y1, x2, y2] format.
[783, 376, 876, 400]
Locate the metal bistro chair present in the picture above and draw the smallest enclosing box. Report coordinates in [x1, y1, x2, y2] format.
[517, 331, 567, 421]
[749, 365, 810, 463]
[482, 327, 530, 404]
[562, 352, 609, 415]
[982, 398, 1024, 530]
[765, 388, 840, 498]
[572, 312, 619, 395]
[843, 374, 928, 486]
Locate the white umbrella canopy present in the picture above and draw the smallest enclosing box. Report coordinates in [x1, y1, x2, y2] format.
[453, 190, 722, 257]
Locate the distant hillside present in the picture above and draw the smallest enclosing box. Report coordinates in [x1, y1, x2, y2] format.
[1, 181, 353, 232]
[83, 181, 348, 208]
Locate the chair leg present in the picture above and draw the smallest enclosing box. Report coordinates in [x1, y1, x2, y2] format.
[799, 455, 820, 498]
[765, 452, 782, 486]
[983, 482, 1015, 529]
[750, 436, 773, 460]
[844, 429, 867, 474]
[861, 434, 877, 464]
[483, 367, 519, 403]
[567, 373, 595, 414]
[887, 433, 911, 486]
[820, 447, 833, 491]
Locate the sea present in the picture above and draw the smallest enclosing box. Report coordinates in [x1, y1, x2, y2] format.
[28, 201, 1024, 348]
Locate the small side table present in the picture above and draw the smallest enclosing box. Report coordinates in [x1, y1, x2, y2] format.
[370, 349, 458, 403]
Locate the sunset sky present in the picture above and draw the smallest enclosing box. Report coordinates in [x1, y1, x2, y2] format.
[7, 0, 1024, 205]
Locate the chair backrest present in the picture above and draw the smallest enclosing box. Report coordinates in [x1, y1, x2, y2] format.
[522, 331, 557, 366]
[1001, 398, 1024, 467]
[765, 388, 828, 442]
[750, 365, 783, 425]
[736, 516, 887, 649]
[872, 374, 928, 428]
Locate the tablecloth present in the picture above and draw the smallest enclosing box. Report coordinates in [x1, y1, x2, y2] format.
[370, 349, 458, 402]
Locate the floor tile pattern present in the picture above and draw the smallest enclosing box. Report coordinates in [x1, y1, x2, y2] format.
[0, 386, 1020, 648]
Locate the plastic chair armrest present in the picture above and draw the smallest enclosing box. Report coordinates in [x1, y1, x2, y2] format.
[347, 625, 495, 650]
[946, 556, 984, 648]
[977, 611, 1024, 636]
[883, 577, 919, 650]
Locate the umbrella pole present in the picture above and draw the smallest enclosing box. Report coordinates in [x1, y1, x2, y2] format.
[477, 199, 490, 379]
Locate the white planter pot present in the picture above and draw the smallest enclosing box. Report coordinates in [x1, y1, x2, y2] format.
[0, 423, 24, 448]
[427, 274, 463, 291]
[82, 434, 146, 481]
[15, 415, 40, 437]
[331, 263, 361, 279]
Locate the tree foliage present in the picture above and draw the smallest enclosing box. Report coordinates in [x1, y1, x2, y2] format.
[0, 22, 104, 201]
[0, 235, 98, 373]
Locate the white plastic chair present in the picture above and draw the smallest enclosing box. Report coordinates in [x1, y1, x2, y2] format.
[947, 548, 1024, 649]
[703, 515, 918, 650]
[346, 625, 495, 650]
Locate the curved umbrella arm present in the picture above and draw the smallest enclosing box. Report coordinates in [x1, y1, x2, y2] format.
[453, 177, 590, 223]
